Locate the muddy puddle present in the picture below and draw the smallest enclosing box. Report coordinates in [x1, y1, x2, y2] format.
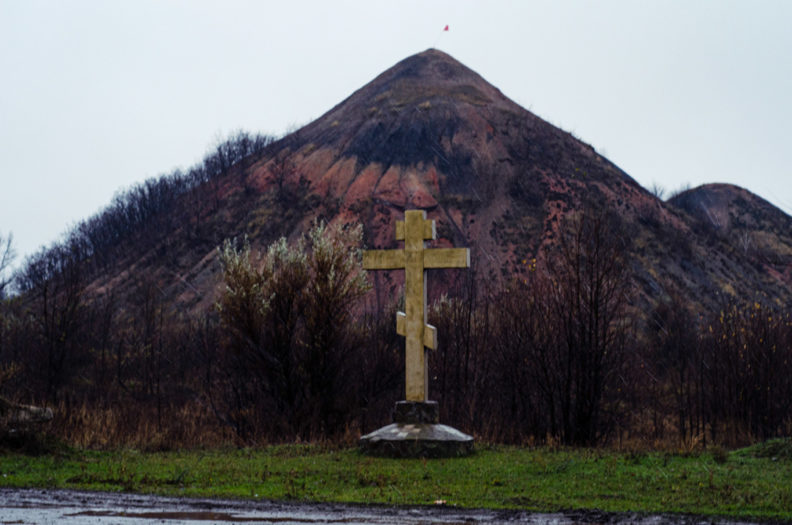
[0, 488, 772, 524]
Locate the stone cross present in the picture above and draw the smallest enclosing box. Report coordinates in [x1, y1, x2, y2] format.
[363, 210, 470, 402]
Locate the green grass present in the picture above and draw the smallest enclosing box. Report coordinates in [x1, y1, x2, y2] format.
[1, 442, 791, 521]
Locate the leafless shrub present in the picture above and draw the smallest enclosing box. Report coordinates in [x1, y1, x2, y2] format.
[701, 300, 792, 445]
[216, 221, 370, 441]
[648, 182, 667, 200]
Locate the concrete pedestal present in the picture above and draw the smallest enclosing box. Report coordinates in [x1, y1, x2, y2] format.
[359, 401, 474, 458]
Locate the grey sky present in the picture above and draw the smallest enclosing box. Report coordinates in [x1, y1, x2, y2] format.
[1, 0, 791, 268]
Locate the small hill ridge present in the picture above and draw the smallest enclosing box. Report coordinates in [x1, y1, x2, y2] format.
[669, 183, 792, 290]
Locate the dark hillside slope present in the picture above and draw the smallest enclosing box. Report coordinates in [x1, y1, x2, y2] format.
[73, 49, 792, 316]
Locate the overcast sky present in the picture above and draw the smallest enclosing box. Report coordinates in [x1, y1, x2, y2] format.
[2, 0, 791, 268]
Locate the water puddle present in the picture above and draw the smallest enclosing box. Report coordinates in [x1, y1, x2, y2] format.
[66, 509, 357, 522]
[0, 488, 767, 525]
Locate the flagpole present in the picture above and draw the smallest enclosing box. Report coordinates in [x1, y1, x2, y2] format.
[431, 24, 449, 49]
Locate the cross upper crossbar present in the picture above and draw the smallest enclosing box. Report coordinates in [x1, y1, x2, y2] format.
[363, 210, 470, 402]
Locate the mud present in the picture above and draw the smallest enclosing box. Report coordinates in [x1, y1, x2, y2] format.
[0, 488, 775, 525]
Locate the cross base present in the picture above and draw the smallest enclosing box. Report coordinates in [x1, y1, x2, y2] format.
[393, 400, 439, 424]
[359, 401, 474, 458]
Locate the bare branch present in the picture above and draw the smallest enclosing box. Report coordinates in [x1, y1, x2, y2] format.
[0, 232, 15, 298]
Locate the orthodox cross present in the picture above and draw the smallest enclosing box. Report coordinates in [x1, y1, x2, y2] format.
[363, 210, 470, 402]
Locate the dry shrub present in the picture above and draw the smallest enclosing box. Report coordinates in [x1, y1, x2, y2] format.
[50, 399, 235, 450]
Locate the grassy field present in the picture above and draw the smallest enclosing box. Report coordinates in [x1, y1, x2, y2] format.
[1, 440, 791, 521]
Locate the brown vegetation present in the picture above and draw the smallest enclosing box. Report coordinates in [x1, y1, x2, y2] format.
[2, 209, 790, 450]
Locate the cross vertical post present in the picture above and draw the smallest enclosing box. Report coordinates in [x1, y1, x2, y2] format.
[404, 210, 432, 401]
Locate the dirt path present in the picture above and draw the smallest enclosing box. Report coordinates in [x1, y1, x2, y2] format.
[0, 488, 769, 524]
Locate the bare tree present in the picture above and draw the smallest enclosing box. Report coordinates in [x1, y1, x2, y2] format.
[701, 300, 792, 444]
[269, 152, 309, 208]
[668, 182, 692, 200]
[0, 232, 15, 299]
[545, 209, 633, 445]
[489, 275, 558, 443]
[647, 293, 702, 443]
[648, 182, 667, 200]
[16, 240, 88, 402]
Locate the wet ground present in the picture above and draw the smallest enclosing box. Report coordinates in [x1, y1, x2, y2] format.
[0, 488, 775, 525]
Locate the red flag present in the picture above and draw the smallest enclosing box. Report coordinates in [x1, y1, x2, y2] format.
[443, 25, 449, 31]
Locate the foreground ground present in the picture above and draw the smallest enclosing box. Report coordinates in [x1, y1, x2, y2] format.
[1, 441, 791, 522]
[0, 487, 772, 524]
